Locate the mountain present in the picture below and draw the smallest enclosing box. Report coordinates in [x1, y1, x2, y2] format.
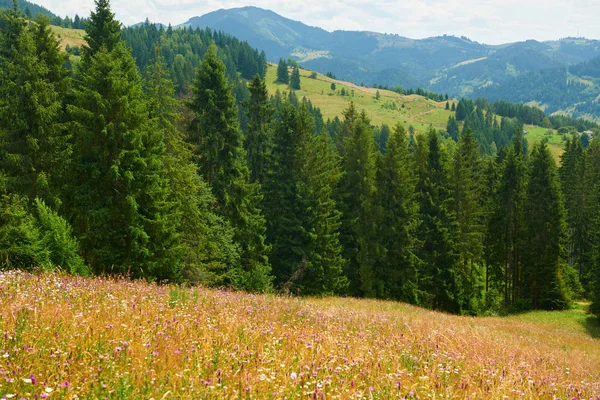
[181, 6, 600, 118]
[0, 0, 59, 19]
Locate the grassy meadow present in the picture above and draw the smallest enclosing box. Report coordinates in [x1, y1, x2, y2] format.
[524, 125, 566, 159]
[50, 26, 85, 52]
[1, 271, 599, 399]
[265, 64, 452, 135]
[266, 65, 568, 158]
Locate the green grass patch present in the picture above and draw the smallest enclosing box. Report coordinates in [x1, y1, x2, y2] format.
[265, 64, 453, 135]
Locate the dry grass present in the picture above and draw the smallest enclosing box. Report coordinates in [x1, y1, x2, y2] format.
[0, 271, 599, 399]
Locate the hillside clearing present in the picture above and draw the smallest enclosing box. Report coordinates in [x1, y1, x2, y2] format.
[265, 65, 568, 158]
[0, 271, 599, 399]
[50, 25, 85, 51]
[265, 64, 451, 134]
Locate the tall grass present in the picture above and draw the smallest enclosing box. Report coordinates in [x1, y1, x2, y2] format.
[0, 271, 598, 399]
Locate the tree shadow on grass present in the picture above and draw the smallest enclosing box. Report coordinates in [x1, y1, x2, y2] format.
[581, 314, 600, 339]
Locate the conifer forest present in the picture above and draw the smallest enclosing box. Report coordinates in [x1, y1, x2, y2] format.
[3, 0, 600, 318]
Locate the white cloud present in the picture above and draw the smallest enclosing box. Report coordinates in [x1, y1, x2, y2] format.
[32, 0, 599, 44]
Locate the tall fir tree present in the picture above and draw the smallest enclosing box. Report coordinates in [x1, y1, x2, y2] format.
[338, 108, 379, 297]
[0, 12, 67, 207]
[67, 1, 180, 279]
[289, 66, 301, 90]
[485, 131, 527, 307]
[523, 142, 569, 310]
[187, 44, 271, 291]
[265, 101, 347, 295]
[245, 74, 273, 184]
[145, 47, 240, 285]
[276, 58, 289, 84]
[375, 123, 420, 302]
[559, 135, 591, 289]
[582, 140, 600, 310]
[300, 131, 348, 295]
[81, 0, 121, 61]
[416, 129, 462, 314]
[452, 128, 486, 313]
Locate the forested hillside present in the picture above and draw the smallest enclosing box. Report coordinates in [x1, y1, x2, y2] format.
[476, 56, 600, 120]
[180, 6, 600, 118]
[2, 0, 600, 317]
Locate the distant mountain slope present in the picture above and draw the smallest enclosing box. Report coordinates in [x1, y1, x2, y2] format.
[181, 6, 600, 118]
[475, 55, 600, 120]
[181, 8, 600, 84]
[0, 0, 59, 19]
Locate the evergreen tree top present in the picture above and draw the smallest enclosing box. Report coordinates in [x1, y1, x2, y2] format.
[82, 0, 121, 61]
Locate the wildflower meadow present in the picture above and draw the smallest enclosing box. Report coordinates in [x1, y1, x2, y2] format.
[0, 271, 599, 399]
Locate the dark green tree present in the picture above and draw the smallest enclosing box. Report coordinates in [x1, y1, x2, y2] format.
[446, 115, 459, 142]
[276, 58, 288, 84]
[265, 101, 347, 295]
[522, 142, 569, 310]
[187, 44, 271, 291]
[338, 109, 379, 297]
[375, 123, 420, 302]
[452, 128, 486, 314]
[245, 74, 273, 184]
[81, 0, 121, 61]
[485, 131, 527, 307]
[145, 47, 240, 285]
[559, 135, 589, 285]
[0, 12, 67, 207]
[67, 1, 180, 279]
[289, 66, 301, 90]
[416, 129, 462, 314]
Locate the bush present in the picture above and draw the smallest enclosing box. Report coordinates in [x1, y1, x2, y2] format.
[0, 195, 49, 269]
[509, 298, 533, 314]
[561, 263, 584, 301]
[35, 199, 89, 275]
[0, 195, 89, 275]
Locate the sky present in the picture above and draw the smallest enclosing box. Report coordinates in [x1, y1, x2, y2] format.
[34, 0, 600, 45]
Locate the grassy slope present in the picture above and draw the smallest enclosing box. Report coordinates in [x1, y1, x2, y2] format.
[50, 25, 85, 51]
[266, 64, 566, 157]
[265, 64, 451, 135]
[524, 125, 565, 160]
[0, 271, 598, 399]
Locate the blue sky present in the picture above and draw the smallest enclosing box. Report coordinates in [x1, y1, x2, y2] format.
[35, 0, 598, 45]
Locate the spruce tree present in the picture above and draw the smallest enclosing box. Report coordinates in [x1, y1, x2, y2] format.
[81, 0, 121, 61]
[265, 101, 347, 295]
[452, 128, 485, 314]
[375, 123, 420, 302]
[0, 12, 67, 207]
[446, 116, 459, 142]
[338, 109, 379, 297]
[276, 58, 288, 84]
[300, 131, 347, 295]
[67, 1, 180, 279]
[145, 48, 240, 285]
[290, 66, 301, 90]
[559, 135, 590, 287]
[485, 131, 527, 307]
[416, 129, 462, 314]
[245, 74, 273, 184]
[187, 44, 271, 291]
[523, 142, 569, 310]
